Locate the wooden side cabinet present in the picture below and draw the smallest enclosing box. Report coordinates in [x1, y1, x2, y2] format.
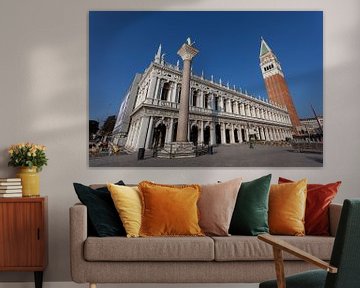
[0, 197, 47, 288]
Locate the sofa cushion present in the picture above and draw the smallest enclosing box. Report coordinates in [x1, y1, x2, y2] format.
[269, 179, 307, 236]
[107, 184, 142, 238]
[139, 181, 203, 237]
[198, 177, 242, 236]
[212, 236, 334, 261]
[229, 174, 271, 236]
[279, 177, 341, 236]
[84, 236, 214, 261]
[73, 181, 126, 237]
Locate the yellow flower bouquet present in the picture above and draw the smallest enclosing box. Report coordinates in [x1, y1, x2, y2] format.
[8, 143, 48, 172]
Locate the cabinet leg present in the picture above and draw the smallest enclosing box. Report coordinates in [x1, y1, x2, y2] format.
[34, 271, 43, 288]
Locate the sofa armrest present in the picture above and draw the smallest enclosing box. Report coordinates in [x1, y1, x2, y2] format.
[69, 203, 88, 283]
[329, 203, 342, 237]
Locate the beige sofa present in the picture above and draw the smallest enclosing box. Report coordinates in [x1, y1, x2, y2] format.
[70, 202, 342, 287]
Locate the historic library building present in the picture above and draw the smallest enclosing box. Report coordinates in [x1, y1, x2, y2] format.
[112, 39, 295, 151]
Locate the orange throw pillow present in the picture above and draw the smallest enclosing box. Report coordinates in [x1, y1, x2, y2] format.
[138, 181, 204, 237]
[269, 179, 307, 236]
[279, 177, 341, 235]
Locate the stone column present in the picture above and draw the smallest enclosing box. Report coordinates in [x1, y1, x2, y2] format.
[271, 129, 276, 140]
[221, 122, 226, 144]
[238, 127, 243, 143]
[125, 123, 134, 148]
[128, 121, 138, 149]
[261, 109, 265, 119]
[265, 110, 269, 120]
[281, 129, 285, 140]
[170, 82, 177, 103]
[205, 93, 214, 110]
[132, 122, 138, 147]
[245, 127, 249, 141]
[199, 91, 204, 108]
[155, 79, 163, 99]
[260, 127, 265, 140]
[265, 127, 270, 141]
[240, 103, 245, 115]
[166, 118, 174, 143]
[234, 101, 239, 114]
[148, 75, 157, 99]
[210, 122, 216, 145]
[269, 128, 274, 140]
[226, 99, 232, 113]
[251, 107, 256, 118]
[134, 116, 150, 149]
[274, 129, 278, 140]
[198, 120, 204, 144]
[246, 105, 251, 116]
[176, 42, 199, 142]
[145, 116, 154, 148]
[219, 96, 224, 112]
[230, 124, 235, 144]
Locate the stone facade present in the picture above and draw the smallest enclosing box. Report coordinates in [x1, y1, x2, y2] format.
[112, 74, 142, 146]
[114, 44, 293, 152]
[300, 116, 323, 136]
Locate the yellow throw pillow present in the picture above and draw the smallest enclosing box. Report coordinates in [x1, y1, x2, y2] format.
[138, 181, 204, 237]
[269, 179, 307, 236]
[107, 183, 142, 238]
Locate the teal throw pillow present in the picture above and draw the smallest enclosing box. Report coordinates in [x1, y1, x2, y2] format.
[229, 174, 272, 236]
[73, 181, 126, 237]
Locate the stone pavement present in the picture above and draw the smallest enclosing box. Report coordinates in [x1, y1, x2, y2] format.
[89, 143, 323, 167]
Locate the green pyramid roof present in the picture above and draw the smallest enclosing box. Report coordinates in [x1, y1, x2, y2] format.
[260, 39, 271, 56]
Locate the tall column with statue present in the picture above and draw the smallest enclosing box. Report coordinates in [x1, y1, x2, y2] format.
[156, 38, 199, 159]
[176, 38, 199, 142]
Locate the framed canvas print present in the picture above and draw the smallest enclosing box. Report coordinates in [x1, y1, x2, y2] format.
[89, 11, 323, 167]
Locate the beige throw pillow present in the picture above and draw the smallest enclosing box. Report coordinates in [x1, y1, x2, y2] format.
[198, 178, 242, 236]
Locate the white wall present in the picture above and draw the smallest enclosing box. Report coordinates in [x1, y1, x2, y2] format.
[0, 0, 359, 283]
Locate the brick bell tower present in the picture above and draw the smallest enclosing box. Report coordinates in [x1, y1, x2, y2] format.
[259, 37, 301, 131]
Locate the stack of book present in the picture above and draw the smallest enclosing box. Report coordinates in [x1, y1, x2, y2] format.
[0, 178, 22, 197]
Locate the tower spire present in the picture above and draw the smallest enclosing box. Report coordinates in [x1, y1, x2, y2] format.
[259, 37, 272, 57]
[154, 44, 162, 63]
[259, 38, 301, 132]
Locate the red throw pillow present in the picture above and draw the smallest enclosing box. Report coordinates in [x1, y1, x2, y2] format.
[278, 177, 341, 236]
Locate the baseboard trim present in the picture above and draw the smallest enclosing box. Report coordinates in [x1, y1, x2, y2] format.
[0, 282, 259, 288]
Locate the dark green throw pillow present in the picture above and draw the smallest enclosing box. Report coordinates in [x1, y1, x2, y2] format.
[73, 181, 126, 237]
[229, 174, 272, 236]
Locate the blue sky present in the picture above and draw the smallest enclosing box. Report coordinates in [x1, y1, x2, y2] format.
[89, 11, 323, 123]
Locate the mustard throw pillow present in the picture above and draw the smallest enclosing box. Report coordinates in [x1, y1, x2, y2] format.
[138, 181, 204, 237]
[269, 179, 307, 236]
[107, 183, 142, 238]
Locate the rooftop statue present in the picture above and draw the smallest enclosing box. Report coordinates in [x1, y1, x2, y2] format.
[186, 37, 195, 46]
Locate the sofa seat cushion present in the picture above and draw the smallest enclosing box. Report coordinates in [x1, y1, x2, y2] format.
[212, 236, 334, 261]
[84, 236, 214, 261]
